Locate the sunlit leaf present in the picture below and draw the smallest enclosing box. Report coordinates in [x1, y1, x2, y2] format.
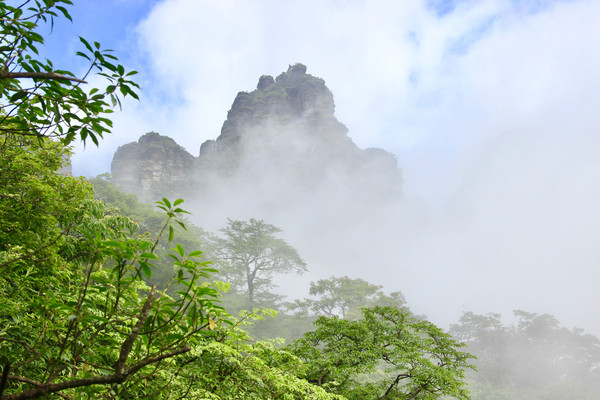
[140, 252, 159, 260]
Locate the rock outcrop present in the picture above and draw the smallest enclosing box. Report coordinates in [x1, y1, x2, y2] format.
[197, 64, 351, 175]
[111, 64, 404, 217]
[111, 132, 194, 201]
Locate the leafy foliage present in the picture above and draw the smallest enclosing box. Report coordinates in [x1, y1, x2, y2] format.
[292, 306, 474, 399]
[0, 3, 224, 397]
[290, 306, 475, 400]
[212, 218, 307, 309]
[287, 276, 407, 319]
[0, 0, 139, 145]
[0, 135, 225, 399]
[161, 309, 345, 400]
[89, 173, 213, 291]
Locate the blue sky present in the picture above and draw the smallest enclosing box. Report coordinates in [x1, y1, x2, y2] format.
[31, 0, 600, 333]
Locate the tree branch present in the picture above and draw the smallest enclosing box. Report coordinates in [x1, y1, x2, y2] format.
[3, 346, 190, 400]
[0, 71, 87, 84]
[5, 374, 41, 387]
[379, 373, 409, 399]
[0, 364, 10, 398]
[122, 345, 191, 377]
[115, 285, 156, 373]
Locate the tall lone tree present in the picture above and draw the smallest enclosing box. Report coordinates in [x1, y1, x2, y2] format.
[215, 218, 306, 307]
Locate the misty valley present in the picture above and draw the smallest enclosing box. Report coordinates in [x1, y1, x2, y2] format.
[2, 3, 600, 399]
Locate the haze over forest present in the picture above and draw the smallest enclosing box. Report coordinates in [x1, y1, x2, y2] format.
[57, 0, 600, 336]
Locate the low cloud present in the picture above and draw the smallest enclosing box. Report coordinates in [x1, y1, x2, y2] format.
[73, 0, 600, 334]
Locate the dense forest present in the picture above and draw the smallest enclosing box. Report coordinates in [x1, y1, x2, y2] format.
[1, 2, 599, 399]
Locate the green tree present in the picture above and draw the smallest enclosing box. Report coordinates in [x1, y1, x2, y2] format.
[0, 134, 226, 399]
[450, 310, 600, 400]
[287, 276, 407, 319]
[89, 173, 213, 291]
[0, 3, 223, 398]
[0, 0, 138, 146]
[163, 309, 345, 400]
[289, 306, 475, 400]
[213, 218, 306, 308]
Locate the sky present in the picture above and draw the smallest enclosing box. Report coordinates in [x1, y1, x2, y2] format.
[36, 0, 600, 333]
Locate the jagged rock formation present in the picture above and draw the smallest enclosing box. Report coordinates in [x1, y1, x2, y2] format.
[111, 132, 194, 201]
[111, 64, 404, 223]
[197, 63, 353, 177]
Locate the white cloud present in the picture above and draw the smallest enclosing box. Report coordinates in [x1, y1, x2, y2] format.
[72, 0, 600, 333]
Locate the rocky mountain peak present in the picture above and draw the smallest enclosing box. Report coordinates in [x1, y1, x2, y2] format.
[111, 132, 194, 201]
[111, 65, 403, 209]
[257, 74, 275, 90]
[206, 64, 340, 153]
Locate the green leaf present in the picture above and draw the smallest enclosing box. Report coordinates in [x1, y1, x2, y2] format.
[167, 333, 185, 341]
[127, 89, 140, 100]
[189, 303, 197, 320]
[168, 225, 174, 242]
[141, 262, 152, 278]
[82, 315, 109, 324]
[90, 133, 99, 146]
[75, 51, 90, 60]
[174, 244, 185, 257]
[79, 36, 93, 52]
[10, 91, 28, 102]
[102, 240, 123, 248]
[140, 252, 159, 260]
[55, 6, 72, 21]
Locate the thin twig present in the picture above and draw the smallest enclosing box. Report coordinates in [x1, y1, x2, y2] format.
[0, 71, 87, 84]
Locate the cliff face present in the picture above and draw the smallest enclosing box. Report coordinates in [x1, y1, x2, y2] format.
[111, 132, 194, 201]
[110, 64, 404, 217]
[197, 63, 354, 177]
[213, 63, 339, 145]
